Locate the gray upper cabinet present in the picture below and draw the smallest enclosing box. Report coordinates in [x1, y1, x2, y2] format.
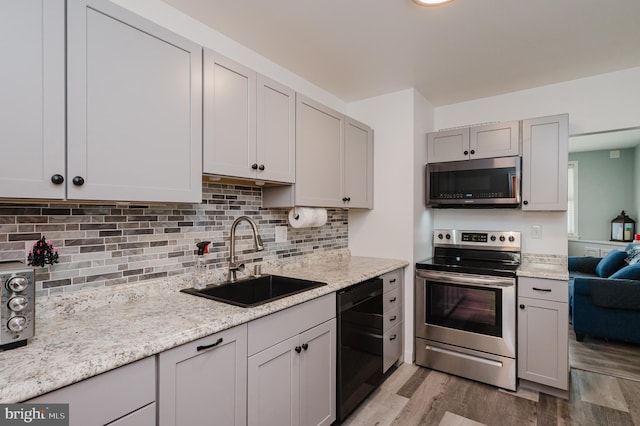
[0, 0, 66, 199]
[521, 114, 568, 210]
[203, 52, 295, 183]
[66, 0, 202, 203]
[158, 324, 248, 426]
[343, 117, 374, 209]
[427, 121, 519, 163]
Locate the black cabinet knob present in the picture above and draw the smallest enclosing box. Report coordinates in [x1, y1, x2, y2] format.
[258, 164, 265, 171]
[519, 304, 525, 310]
[342, 197, 348, 202]
[463, 150, 469, 155]
[251, 163, 258, 170]
[51, 174, 64, 185]
[72, 176, 85, 186]
[302, 343, 308, 351]
[523, 200, 529, 205]
[295, 346, 302, 354]
[470, 149, 475, 154]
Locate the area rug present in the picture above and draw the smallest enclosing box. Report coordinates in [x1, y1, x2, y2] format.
[569, 327, 640, 382]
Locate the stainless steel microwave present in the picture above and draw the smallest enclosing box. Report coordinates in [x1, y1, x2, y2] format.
[426, 156, 521, 207]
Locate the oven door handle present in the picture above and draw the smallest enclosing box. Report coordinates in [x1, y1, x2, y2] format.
[417, 270, 514, 288]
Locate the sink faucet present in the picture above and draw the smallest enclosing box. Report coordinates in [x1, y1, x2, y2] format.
[228, 216, 264, 282]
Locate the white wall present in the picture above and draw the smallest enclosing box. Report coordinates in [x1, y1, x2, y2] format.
[112, 0, 346, 113]
[347, 89, 434, 363]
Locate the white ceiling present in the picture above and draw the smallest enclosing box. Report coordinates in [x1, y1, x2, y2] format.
[164, 0, 640, 106]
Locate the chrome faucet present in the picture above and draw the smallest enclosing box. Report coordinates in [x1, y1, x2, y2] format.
[227, 216, 264, 282]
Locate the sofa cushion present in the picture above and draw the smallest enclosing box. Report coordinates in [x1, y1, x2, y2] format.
[610, 264, 640, 280]
[590, 279, 640, 310]
[595, 249, 627, 277]
[568, 256, 601, 275]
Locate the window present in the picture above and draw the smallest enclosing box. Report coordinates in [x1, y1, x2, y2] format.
[568, 161, 578, 237]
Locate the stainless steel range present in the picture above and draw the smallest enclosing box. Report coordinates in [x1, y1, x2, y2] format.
[415, 229, 520, 391]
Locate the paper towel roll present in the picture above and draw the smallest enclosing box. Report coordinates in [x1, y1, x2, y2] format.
[288, 208, 328, 228]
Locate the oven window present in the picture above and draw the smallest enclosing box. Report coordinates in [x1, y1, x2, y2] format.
[426, 282, 502, 337]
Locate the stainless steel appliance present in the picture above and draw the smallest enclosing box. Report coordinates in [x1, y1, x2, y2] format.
[1, 261, 35, 350]
[415, 229, 520, 390]
[426, 156, 521, 207]
[336, 277, 384, 422]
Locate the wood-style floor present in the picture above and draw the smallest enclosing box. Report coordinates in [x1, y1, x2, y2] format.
[341, 363, 640, 425]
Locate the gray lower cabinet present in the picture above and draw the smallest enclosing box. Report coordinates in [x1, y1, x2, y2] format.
[27, 356, 156, 426]
[157, 324, 248, 426]
[382, 269, 403, 372]
[517, 277, 569, 391]
[247, 293, 336, 426]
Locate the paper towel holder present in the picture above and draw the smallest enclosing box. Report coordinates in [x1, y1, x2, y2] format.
[293, 207, 300, 220]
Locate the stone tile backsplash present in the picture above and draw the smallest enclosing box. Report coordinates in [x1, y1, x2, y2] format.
[0, 183, 348, 295]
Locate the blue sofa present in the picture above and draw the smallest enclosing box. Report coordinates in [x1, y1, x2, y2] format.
[569, 247, 640, 344]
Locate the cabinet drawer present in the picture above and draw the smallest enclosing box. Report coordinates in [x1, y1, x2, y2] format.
[382, 269, 402, 293]
[248, 293, 335, 356]
[383, 287, 401, 313]
[383, 304, 402, 333]
[383, 322, 402, 373]
[28, 356, 155, 426]
[519, 277, 568, 303]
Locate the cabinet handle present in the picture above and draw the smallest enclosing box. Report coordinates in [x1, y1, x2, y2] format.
[389, 279, 396, 283]
[72, 176, 85, 186]
[342, 197, 348, 202]
[519, 304, 525, 310]
[302, 343, 309, 351]
[523, 200, 529, 205]
[389, 315, 397, 321]
[295, 346, 302, 353]
[347, 197, 351, 202]
[258, 164, 265, 171]
[532, 287, 552, 292]
[389, 297, 397, 303]
[196, 337, 223, 351]
[51, 174, 64, 185]
[251, 163, 258, 170]
[463, 150, 469, 155]
[390, 334, 397, 341]
[470, 149, 475, 155]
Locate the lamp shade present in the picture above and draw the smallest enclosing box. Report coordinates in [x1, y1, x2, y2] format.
[611, 210, 636, 242]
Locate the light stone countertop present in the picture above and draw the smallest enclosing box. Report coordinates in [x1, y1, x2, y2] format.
[517, 254, 569, 281]
[0, 250, 408, 403]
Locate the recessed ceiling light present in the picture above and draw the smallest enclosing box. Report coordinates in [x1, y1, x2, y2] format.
[412, 0, 455, 6]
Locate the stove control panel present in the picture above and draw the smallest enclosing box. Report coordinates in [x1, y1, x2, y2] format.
[434, 229, 520, 250]
[1, 261, 35, 351]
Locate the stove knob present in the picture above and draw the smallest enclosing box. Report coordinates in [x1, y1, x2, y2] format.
[8, 296, 28, 312]
[6, 276, 28, 292]
[490, 235, 496, 242]
[437, 233, 443, 240]
[509, 235, 515, 242]
[499, 236, 506, 242]
[7, 316, 27, 332]
[445, 233, 451, 240]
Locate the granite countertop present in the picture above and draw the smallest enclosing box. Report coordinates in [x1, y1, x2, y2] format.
[0, 250, 407, 403]
[517, 254, 569, 281]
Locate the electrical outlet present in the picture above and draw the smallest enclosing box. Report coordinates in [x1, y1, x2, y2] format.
[275, 226, 287, 243]
[531, 225, 542, 239]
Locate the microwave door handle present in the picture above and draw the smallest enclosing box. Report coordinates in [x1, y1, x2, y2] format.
[513, 174, 520, 203]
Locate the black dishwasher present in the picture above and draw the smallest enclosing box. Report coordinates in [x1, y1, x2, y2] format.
[336, 277, 384, 422]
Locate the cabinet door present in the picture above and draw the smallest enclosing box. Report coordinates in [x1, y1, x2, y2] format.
[426, 128, 469, 163]
[295, 95, 344, 207]
[469, 121, 520, 159]
[158, 325, 248, 426]
[0, 0, 65, 199]
[517, 296, 569, 390]
[299, 319, 336, 426]
[203, 50, 257, 179]
[248, 335, 299, 426]
[521, 114, 568, 210]
[67, 0, 202, 203]
[257, 75, 296, 183]
[343, 117, 373, 209]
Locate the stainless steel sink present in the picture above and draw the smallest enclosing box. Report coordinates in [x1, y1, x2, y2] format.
[181, 275, 326, 308]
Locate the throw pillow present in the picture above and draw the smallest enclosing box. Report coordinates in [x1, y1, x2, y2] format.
[595, 249, 628, 277]
[610, 264, 640, 280]
[626, 245, 640, 265]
